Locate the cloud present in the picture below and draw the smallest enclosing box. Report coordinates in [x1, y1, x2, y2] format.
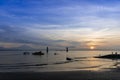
[1, 0, 120, 49]
[1, 0, 120, 29]
[0, 25, 78, 48]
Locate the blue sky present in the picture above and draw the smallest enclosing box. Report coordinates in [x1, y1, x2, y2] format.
[0, 0, 120, 49]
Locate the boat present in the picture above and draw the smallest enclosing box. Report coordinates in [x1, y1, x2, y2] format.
[32, 51, 44, 55]
[23, 52, 30, 55]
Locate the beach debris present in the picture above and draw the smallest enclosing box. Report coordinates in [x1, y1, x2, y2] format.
[54, 53, 57, 55]
[32, 51, 44, 55]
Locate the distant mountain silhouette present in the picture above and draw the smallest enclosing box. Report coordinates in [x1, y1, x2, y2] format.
[0, 47, 7, 50]
[16, 45, 34, 50]
[0, 45, 35, 51]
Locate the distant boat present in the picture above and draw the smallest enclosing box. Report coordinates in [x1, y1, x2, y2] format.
[32, 51, 44, 55]
[23, 52, 30, 55]
[95, 53, 120, 59]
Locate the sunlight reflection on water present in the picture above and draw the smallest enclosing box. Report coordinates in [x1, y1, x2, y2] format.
[0, 51, 119, 72]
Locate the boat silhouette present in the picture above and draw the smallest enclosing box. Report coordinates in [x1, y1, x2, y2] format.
[32, 51, 44, 55]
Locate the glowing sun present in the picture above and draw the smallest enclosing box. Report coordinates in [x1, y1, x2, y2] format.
[90, 46, 95, 50]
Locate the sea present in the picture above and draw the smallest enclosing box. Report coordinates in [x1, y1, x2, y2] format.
[0, 50, 120, 72]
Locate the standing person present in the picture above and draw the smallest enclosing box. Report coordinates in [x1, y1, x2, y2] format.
[66, 47, 68, 52]
[46, 46, 49, 53]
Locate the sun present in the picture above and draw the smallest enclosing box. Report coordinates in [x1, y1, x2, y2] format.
[90, 46, 95, 50]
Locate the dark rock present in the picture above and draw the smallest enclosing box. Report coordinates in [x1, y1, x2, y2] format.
[95, 54, 120, 59]
[66, 57, 72, 61]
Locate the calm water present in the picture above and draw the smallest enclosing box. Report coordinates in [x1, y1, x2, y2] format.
[0, 50, 119, 72]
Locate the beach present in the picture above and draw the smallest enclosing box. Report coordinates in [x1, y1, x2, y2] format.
[0, 70, 120, 80]
[0, 51, 120, 80]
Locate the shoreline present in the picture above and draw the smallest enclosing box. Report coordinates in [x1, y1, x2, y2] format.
[0, 70, 120, 80]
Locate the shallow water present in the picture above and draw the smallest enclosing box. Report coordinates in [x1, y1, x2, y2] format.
[0, 50, 119, 72]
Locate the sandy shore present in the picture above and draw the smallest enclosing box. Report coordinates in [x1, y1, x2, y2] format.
[0, 70, 120, 80]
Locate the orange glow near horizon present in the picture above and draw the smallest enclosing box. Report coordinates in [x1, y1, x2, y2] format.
[90, 46, 95, 50]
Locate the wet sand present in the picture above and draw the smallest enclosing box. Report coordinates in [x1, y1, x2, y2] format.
[0, 70, 120, 80]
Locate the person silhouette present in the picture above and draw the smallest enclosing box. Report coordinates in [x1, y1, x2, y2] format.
[66, 47, 68, 52]
[46, 47, 49, 53]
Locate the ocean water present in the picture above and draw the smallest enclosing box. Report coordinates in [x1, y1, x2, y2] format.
[0, 50, 119, 72]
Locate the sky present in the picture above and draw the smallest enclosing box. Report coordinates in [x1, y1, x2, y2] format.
[0, 0, 120, 50]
